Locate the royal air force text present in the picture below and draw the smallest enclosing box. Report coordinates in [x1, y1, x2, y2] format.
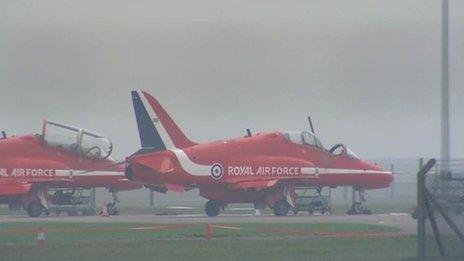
[227, 166, 299, 176]
[0, 168, 55, 178]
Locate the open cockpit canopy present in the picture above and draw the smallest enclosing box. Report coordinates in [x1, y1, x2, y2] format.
[41, 120, 113, 160]
[281, 130, 324, 150]
[281, 130, 361, 158]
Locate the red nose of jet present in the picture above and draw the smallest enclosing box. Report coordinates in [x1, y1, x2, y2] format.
[361, 160, 394, 189]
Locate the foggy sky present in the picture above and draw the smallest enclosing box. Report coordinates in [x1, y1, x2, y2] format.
[0, 0, 463, 160]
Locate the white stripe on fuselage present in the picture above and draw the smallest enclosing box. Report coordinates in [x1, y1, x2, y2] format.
[55, 170, 124, 178]
[138, 91, 175, 149]
[301, 167, 391, 175]
[170, 149, 211, 176]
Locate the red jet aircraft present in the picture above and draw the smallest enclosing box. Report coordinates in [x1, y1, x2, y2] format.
[125, 91, 393, 216]
[0, 120, 142, 217]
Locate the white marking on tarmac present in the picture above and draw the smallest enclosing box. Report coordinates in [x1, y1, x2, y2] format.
[389, 213, 408, 216]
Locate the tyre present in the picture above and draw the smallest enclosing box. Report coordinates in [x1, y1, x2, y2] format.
[352, 202, 362, 213]
[27, 201, 43, 217]
[107, 203, 119, 216]
[362, 209, 372, 215]
[205, 200, 221, 217]
[347, 202, 362, 215]
[273, 199, 289, 216]
[205, 200, 220, 217]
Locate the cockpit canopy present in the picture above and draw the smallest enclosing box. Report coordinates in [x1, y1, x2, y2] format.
[42, 120, 113, 160]
[281, 130, 361, 158]
[281, 131, 324, 150]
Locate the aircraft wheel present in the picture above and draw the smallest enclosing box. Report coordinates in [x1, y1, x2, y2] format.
[205, 200, 221, 217]
[362, 209, 372, 215]
[27, 201, 43, 217]
[347, 202, 362, 215]
[107, 203, 119, 216]
[273, 199, 289, 216]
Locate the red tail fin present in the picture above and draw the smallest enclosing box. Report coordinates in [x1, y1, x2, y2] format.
[135, 91, 196, 149]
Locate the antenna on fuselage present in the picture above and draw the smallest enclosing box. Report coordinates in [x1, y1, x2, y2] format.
[307, 116, 315, 134]
[1, 131, 6, 139]
[246, 128, 252, 137]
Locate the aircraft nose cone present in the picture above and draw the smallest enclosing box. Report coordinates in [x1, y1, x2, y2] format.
[373, 164, 394, 187]
[387, 170, 394, 183]
[124, 162, 134, 180]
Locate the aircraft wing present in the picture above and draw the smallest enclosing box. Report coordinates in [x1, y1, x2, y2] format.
[0, 182, 32, 196]
[0, 176, 76, 196]
[227, 175, 319, 190]
[230, 179, 279, 189]
[113, 178, 144, 191]
[165, 183, 185, 193]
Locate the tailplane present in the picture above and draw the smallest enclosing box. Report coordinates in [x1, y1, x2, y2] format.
[131, 91, 196, 151]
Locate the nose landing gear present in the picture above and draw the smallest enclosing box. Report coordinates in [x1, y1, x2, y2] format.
[347, 187, 372, 215]
[106, 190, 120, 216]
[106, 202, 119, 216]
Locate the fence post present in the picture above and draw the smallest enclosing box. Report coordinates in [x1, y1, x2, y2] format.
[149, 188, 154, 207]
[416, 158, 438, 259]
[417, 158, 425, 259]
[390, 164, 394, 198]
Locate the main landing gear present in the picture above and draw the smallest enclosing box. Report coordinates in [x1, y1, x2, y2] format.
[204, 199, 292, 217]
[273, 199, 290, 216]
[27, 201, 44, 217]
[205, 200, 223, 217]
[347, 187, 372, 215]
[25, 188, 49, 217]
[203, 185, 295, 217]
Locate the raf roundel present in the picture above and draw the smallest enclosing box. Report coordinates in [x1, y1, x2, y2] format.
[210, 163, 224, 180]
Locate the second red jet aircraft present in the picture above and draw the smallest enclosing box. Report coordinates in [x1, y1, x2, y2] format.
[0, 120, 142, 217]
